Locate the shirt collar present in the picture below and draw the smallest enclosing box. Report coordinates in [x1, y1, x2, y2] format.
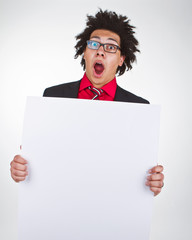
[79, 73, 117, 98]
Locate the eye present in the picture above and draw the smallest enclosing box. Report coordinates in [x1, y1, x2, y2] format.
[92, 41, 98, 47]
[88, 41, 99, 49]
[109, 45, 115, 49]
[105, 44, 117, 52]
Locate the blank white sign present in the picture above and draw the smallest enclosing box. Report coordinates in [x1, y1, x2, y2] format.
[18, 96, 160, 240]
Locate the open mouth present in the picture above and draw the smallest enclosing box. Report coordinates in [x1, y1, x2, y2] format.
[94, 62, 104, 75]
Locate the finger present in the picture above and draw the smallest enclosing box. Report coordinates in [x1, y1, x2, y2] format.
[150, 187, 162, 196]
[11, 161, 27, 171]
[147, 173, 164, 181]
[11, 155, 27, 165]
[149, 165, 164, 174]
[11, 174, 27, 183]
[11, 168, 28, 177]
[146, 180, 164, 188]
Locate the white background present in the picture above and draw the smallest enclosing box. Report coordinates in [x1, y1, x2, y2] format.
[0, 0, 191, 239]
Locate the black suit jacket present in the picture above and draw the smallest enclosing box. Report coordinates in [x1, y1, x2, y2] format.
[43, 80, 149, 104]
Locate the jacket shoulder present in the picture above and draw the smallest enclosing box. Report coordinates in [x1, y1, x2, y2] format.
[43, 80, 81, 98]
[114, 85, 150, 104]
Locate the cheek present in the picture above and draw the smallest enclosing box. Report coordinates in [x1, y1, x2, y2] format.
[108, 59, 121, 71]
[84, 52, 93, 67]
[84, 48, 94, 59]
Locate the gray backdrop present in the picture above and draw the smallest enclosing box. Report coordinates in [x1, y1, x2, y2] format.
[0, 0, 192, 239]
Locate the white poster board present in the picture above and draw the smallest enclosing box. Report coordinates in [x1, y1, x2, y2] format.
[18, 97, 160, 240]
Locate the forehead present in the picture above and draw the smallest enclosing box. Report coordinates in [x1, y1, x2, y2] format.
[90, 29, 120, 45]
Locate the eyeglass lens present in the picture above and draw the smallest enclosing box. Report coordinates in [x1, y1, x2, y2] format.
[87, 40, 119, 53]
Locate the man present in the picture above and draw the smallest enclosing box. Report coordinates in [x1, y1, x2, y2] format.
[10, 9, 164, 196]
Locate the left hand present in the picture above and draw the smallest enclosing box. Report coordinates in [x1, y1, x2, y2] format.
[146, 165, 164, 196]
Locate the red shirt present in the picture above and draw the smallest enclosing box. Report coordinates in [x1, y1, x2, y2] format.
[78, 73, 117, 101]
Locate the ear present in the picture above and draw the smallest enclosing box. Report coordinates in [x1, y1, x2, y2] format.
[119, 55, 125, 67]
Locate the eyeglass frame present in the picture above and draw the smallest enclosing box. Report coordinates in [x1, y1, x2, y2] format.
[86, 40, 121, 53]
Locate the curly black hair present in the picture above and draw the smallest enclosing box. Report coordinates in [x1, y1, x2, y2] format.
[74, 9, 140, 76]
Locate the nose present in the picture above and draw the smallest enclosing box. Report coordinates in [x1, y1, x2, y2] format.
[96, 45, 105, 57]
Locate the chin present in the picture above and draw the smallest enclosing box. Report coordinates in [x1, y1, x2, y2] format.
[91, 79, 105, 88]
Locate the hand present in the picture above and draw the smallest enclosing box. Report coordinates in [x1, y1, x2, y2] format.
[10, 155, 28, 182]
[146, 165, 164, 196]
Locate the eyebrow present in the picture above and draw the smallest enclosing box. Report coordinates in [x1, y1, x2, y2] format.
[90, 36, 118, 44]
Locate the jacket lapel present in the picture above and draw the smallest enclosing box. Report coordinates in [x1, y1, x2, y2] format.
[114, 85, 127, 102]
[65, 80, 81, 98]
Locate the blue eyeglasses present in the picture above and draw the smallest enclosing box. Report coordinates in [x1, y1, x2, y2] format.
[87, 40, 121, 53]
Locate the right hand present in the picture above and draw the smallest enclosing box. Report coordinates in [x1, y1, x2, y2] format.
[10, 155, 28, 182]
